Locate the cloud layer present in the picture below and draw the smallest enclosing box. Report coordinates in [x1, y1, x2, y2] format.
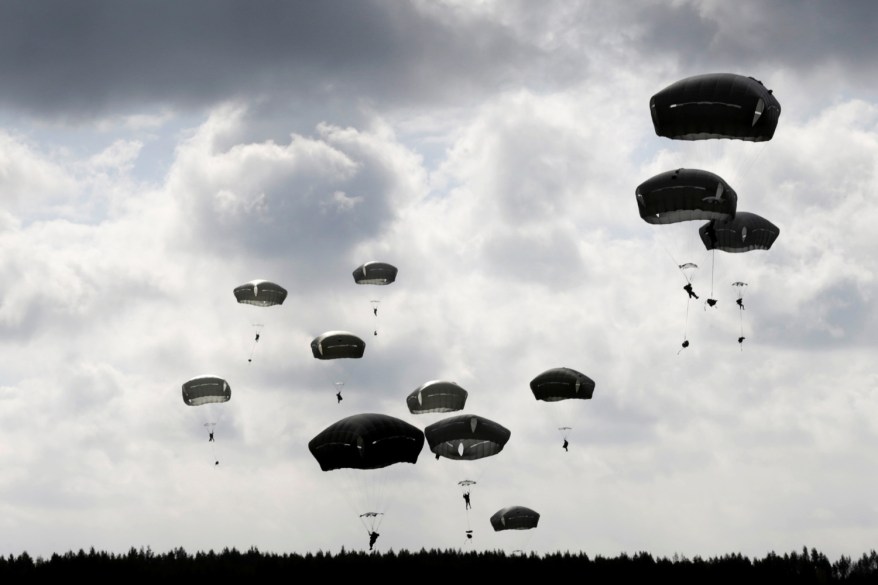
[1, 0, 877, 561]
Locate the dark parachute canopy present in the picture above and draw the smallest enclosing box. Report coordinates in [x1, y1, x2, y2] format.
[311, 331, 366, 360]
[182, 375, 231, 406]
[233, 280, 288, 307]
[308, 413, 425, 471]
[425, 414, 511, 460]
[636, 168, 737, 225]
[407, 380, 468, 414]
[490, 506, 540, 531]
[353, 262, 398, 285]
[530, 367, 595, 402]
[699, 211, 780, 253]
[650, 73, 781, 142]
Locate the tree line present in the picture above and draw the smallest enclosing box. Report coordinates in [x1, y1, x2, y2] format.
[2, 546, 877, 582]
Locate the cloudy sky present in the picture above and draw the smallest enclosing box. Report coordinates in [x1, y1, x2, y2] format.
[2, 0, 877, 561]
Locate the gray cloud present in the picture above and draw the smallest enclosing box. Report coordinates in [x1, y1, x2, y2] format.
[0, 0, 534, 121]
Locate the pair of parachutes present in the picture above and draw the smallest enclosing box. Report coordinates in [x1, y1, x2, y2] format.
[232, 260, 397, 311]
[307, 412, 512, 470]
[308, 261, 398, 400]
[307, 410, 517, 544]
[636, 168, 780, 254]
[179, 281, 288, 452]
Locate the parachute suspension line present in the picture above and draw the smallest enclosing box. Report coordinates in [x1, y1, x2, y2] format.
[678, 298, 691, 355]
[726, 141, 769, 188]
[659, 241, 688, 284]
[704, 250, 718, 310]
[335, 468, 394, 538]
[710, 251, 715, 298]
[359, 512, 385, 536]
[539, 403, 572, 448]
[210, 439, 220, 468]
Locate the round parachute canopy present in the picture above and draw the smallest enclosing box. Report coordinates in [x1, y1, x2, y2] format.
[353, 262, 398, 285]
[699, 211, 780, 253]
[407, 380, 468, 414]
[308, 413, 425, 471]
[636, 168, 737, 225]
[310, 331, 366, 360]
[650, 73, 781, 142]
[490, 506, 540, 531]
[424, 414, 511, 460]
[182, 375, 231, 406]
[234, 280, 288, 307]
[530, 367, 595, 402]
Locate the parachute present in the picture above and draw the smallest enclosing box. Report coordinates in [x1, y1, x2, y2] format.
[352, 262, 398, 285]
[406, 380, 468, 414]
[425, 415, 509, 541]
[636, 168, 737, 225]
[424, 414, 511, 460]
[490, 506, 540, 531]
[308, 413, 425, 471]
[234, 280, 287, 362]
[182, 375, 231, 466]
[312, 332, 366, 404]
[353, 262, 397, 336]
[359, 512, 384, 536]
[491, 505, 540, 553]
[636, 168, 739, 352]
[233, 279, 287, 306]
[650, 73, 781, 142]
[308, 413, 425, 543]
[530, 367, 595, 402]
[530, 367, 594, 448]
[699, 211, 780, 253]
[182, 375, 232, 406]
[310, 331, 366, 360]
[699, 212, 777, 347]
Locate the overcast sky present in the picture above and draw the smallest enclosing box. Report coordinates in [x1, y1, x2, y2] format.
[2, 0, 877, 561]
